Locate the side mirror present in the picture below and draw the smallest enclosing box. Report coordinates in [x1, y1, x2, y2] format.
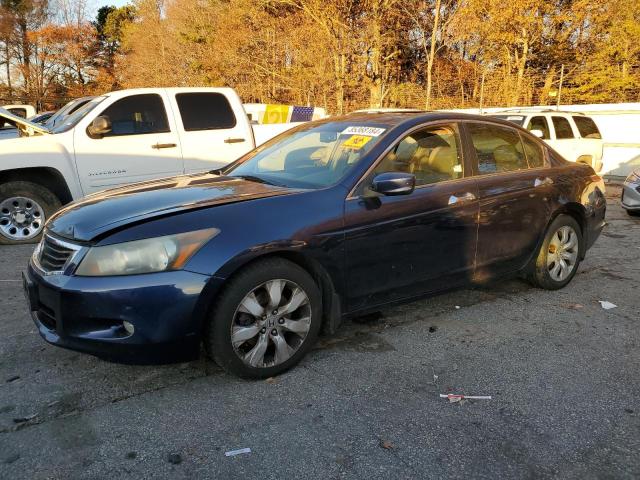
[87, 115, 112, 138]
[371, 172, 416, 196]
[530, 129, 544, 139]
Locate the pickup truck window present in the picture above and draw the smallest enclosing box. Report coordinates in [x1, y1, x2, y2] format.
[176, 93, 237, 131]
[552, 116, 575, 139]
[573, 116, 602, 139]
[100, 94, 170, 137]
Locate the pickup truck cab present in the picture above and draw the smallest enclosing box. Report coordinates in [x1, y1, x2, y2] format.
[0, 88, 307, 244]
[488, 110, 604, 173]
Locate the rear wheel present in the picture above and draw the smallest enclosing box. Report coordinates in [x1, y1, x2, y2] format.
[204, 258, 322, 378]
[627, 209, 640, 217]
[528, 214, 583, 290]
[0, 182, 61, 245]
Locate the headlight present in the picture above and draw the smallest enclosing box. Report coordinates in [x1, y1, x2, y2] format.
[75, 228, 219, 276]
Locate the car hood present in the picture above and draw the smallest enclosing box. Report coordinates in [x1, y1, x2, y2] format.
[47, 174, 299, 242]
[0, 108, 50, 136]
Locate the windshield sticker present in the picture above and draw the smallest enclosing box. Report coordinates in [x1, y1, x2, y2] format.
[341, 126, 386, 137]
[342, 135, 373, 149]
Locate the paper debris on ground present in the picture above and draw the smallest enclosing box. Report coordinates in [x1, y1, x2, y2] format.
[598, 301, 617, 310]
[225, 448, 251, 457]
[440, 394, 492, 403]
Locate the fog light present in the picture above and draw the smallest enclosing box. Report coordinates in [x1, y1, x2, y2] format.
[123, 321, 135, 335]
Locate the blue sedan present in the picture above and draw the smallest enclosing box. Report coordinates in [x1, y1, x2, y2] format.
[23, 112, 606, 377]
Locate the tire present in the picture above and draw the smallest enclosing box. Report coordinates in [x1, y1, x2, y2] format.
[627, 209, 640, 217]
[204, 258, 322, 378]
[0, 181, 61, 245]
[527, 214, 583, 290]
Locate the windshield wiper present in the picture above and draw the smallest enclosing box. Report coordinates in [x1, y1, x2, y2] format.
[231, 175, 285, 187]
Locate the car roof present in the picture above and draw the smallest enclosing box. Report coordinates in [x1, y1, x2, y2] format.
[332, 110, 528, 130]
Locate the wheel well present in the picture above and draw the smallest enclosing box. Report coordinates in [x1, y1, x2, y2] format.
[0, 168, 73, 204]
[550, 203, 587, 257]
[206, 251, 342, 336]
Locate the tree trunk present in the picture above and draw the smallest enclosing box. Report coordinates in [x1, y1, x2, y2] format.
[425, 0, 441, 110]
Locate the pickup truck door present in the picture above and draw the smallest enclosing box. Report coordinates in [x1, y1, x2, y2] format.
[167, 90, 255, 173]
[73, 92, 183, 195]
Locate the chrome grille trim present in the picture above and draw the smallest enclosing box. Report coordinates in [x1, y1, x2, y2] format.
[33, 234, 83, 275]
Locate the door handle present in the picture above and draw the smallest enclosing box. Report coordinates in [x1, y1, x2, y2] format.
[448, 192, 477, 205]
[534, 177, 554, 187]
[224, 137, 246, 144]
[152, 143, 177, 149]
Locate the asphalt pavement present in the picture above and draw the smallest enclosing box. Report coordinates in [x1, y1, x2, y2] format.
[0, 185, 638, 479]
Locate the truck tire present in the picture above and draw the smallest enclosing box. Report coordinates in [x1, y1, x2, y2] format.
[0, 181, 61, 245]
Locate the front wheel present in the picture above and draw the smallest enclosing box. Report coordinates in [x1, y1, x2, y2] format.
[0, 181, 61, 245]
[527, 214, 583, 290]
[205, 258, 322, 378]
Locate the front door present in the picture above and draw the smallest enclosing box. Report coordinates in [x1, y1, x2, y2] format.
[74, 93, 183, 195]
[344, 123, 479, 312]
[465, 121, 552, 280]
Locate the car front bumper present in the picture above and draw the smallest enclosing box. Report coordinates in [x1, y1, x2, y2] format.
[621, 178, 640, 211]
[23, 263, 219, 361]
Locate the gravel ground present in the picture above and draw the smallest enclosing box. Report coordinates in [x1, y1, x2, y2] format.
[0, 186, 638, 479]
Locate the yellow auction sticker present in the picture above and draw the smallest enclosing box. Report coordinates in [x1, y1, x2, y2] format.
[342, 135, 372, 149]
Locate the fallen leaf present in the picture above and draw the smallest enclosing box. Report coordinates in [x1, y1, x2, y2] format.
[265, 377, 277, 384]
[566, 303, 583, 310]
[380, 439, 394, 450]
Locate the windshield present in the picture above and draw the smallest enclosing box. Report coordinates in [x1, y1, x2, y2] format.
[489, 114, 526, 126]
[50, 97, 105, 134]
[226, 121, 390, 189]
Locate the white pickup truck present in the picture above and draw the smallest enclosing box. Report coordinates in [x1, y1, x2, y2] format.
[0, 87, 310, 244]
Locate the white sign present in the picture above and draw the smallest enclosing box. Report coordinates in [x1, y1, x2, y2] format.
[341, 126, 386, 137]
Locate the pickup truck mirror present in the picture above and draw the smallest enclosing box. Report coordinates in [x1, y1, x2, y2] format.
[87, 116, 112, 139]
[529, 129, 544, 139]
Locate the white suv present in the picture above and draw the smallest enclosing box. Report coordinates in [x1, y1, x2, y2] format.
[489, 110, 604, 172]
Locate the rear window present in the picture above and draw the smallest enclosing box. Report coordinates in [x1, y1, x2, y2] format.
[176, 93, 237, 131]
[573, 116, 602, 139]
[552, 117, 574, 139]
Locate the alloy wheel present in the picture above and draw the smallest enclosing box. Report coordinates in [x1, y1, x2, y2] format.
[231, 279, 312, 369]
[547, 225, 579, 282]
[0, 196, 45, 241]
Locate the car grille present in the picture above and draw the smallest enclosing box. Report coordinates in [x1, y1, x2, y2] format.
[37, 234, 81, 273]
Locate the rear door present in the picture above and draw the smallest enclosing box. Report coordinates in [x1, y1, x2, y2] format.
[549, 115, 579, 162]
[572, 115, 604, 170]
[74, 92, 183, 195]
[465, 121, 552, 279]
[343, 122, 479, 311]
[169, 90, 254, 172]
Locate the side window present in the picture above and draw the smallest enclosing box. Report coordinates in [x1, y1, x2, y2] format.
[176, 93, 237, 131]
[552, 116, 574, 139]
[467, 122, 527, 174]
[526, 116, 550, 139]
[373, 124, 463, 186]
[520, 134, 545, 168]
[99, 94, 169, 137]
[573, 116, 602, 139]
[8, 108, 27, 118]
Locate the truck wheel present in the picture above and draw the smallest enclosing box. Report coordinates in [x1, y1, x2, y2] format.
[204, 258, 322, 378]
[526, 214, 583, 290]
[0, 181, 61, 245]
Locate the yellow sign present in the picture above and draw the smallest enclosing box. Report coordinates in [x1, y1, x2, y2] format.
[263, 104, 290, 124]
[342, 135, 372, 149]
